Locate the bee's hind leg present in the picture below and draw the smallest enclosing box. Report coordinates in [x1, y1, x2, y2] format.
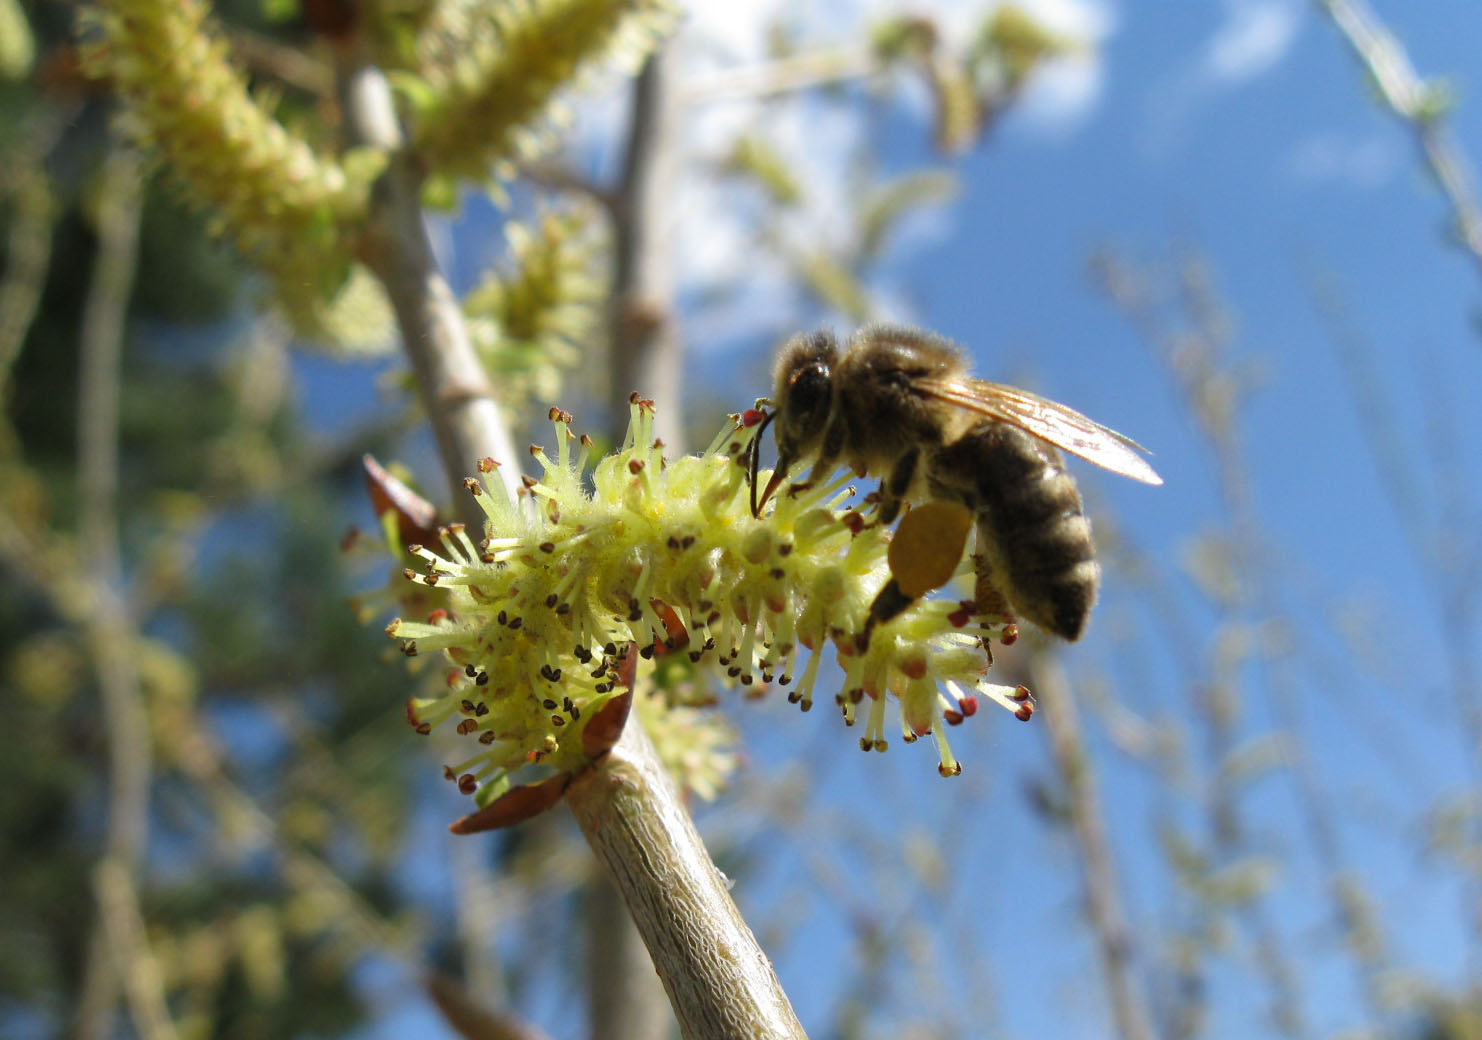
[972, 558, 1019, 645]
[855, 579, 914, 654]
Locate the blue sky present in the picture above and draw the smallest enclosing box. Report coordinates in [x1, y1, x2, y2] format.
[322, 2, 1482, 1037]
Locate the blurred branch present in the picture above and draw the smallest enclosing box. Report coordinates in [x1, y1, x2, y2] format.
[1314, 0, 1482, 296]
[608, 46, 683, 450]
[519, 160, 617, 216]
[587, 873, 673, 1040]
[94, 860, 179, 1040]
[1305, 264, 1482, 982]
[449, 833, 506, 1008]
[171, 708, 422, 967]
[76, 143, 140, 572]
[682, 46, 878, 105]
[0, 123, 59, 401]
[1030, 653, 1157, 1040]
[224, 24, 332, 97]
[424, 973, 554, 1040]
[68, 139, 175, 1040]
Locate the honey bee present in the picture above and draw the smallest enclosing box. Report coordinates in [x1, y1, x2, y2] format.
[749, 324, 1162, 648]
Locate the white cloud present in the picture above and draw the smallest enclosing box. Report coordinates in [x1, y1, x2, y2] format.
[1142, 0, 1304, 159]
[1204, 0, 1302, 83]
[1284, 130, 1403, 190]
[1010, 50, 1106, 140]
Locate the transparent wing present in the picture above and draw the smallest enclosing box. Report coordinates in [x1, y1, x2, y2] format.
[917, 377, 1164, 485]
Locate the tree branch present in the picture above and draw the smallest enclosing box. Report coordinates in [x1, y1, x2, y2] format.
[71, 140, 172, 1040]
[564, 717, 805, 1039]
[336, 47, 523, 514]
[1315, 0, 1482, 296]
[1030, 654, 1157, 1040]
[609, 47, 683, 449]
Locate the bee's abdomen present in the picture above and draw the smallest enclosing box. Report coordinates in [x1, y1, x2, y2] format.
[930, 423, 1100, 641]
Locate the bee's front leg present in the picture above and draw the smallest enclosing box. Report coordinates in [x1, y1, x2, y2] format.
[786, 417, 847, 499]
[784, 468, 825, 500]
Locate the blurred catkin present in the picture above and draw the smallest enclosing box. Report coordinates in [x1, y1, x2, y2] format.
[79, 0, 386, 338]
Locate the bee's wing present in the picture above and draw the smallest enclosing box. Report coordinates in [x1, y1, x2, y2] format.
[917, 377, 1164, 485]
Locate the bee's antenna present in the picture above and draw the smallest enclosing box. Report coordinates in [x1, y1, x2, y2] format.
[749, 410, 777, 518]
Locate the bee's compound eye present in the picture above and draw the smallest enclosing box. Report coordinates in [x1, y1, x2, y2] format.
[788, 362, 831, 416]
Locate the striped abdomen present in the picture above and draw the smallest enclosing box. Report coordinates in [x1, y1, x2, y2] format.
[928, 421, 1100, 640]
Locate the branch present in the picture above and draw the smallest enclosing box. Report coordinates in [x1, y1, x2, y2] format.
[564, 717, 806, 1039]
[0, 108, 65, 401]
[1030, 654, 1157, 1040]
[94, 860, 179, 1040]
[424, 973, 554, 1040]
[336, 49, 523, 514]
[70, 140, 171, 1040]
[1315, 0, 1482, 296]
[681, 46, 879, 106]
[608, 46, 683, 449]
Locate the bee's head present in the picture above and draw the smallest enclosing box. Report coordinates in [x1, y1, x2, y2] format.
[751, 330, 838, 516]
[771, 329, 838, 461]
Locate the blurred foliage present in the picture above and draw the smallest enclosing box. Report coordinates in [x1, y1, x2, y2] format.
[463, 206, 607, 407]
